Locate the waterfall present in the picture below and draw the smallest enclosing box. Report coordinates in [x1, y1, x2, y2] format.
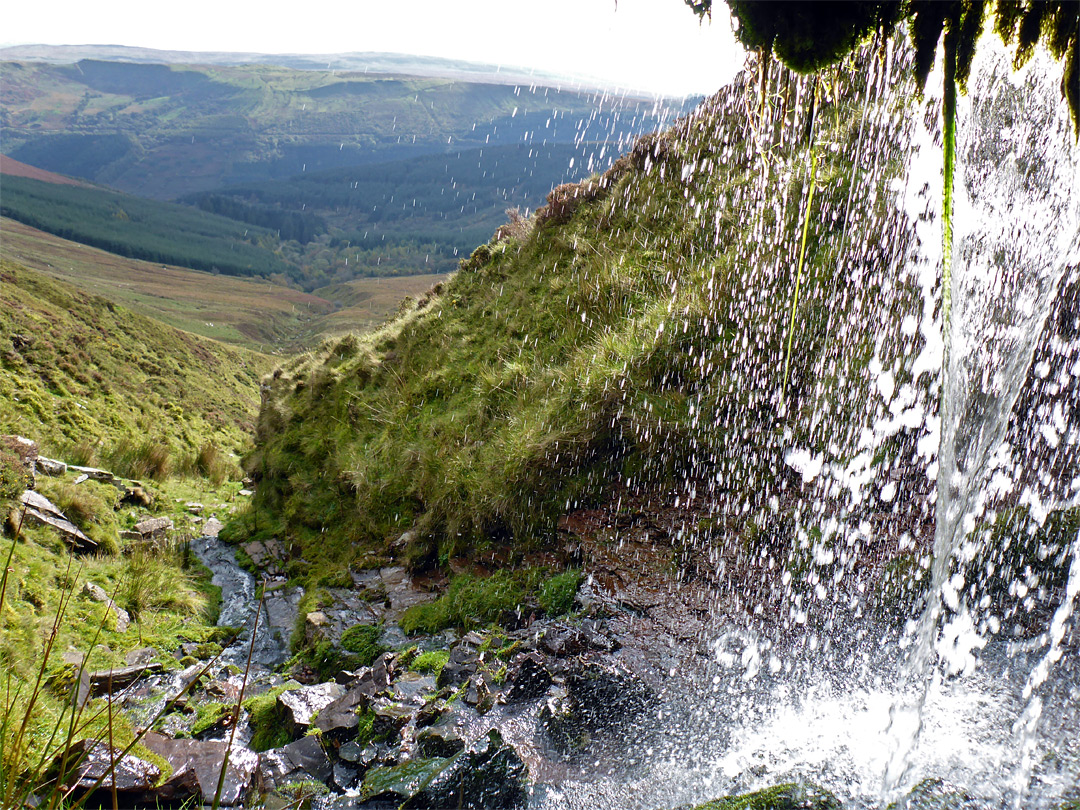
[888, 32, 1080, 799]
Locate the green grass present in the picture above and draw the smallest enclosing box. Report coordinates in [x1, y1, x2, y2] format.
[0, 260, 265, 462]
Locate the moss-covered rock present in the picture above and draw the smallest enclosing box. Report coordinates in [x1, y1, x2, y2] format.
[692, 782, 842, 810]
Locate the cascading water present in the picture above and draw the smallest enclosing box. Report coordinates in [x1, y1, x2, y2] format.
[534, 28, 1080, 810]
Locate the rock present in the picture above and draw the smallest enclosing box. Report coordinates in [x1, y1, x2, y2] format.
[392, 671, 437, 704]
[238, 489, 254, 497]
[121, 486, 152, 508]
[51, 739, 160, 795]
[567, 659, 652, 727]
[68, 464, 123, 488]
[333, 761, 359, 790]
[186, 502, 204, 513]
[81, 581, 130, 632]
[203, 517, 225, 538]
[503, 652, 554, 703]
[20, 491, 96, 552]
[436, 645, 479, 688]
[125, 647, 157, 666]
[411, 729, 528, 808]
[304, 610, 330, 645]
[35, 456, 67, 476]
[416, 725, 466, 759]
[314, 683, 371, 740]
[360, 757, 449, 804]
[463, 672, 493, 714]
[256, 736, 332, 792]
[696, 783, 842, 810]
[142, 732, 259, 806]
[86, 662, 163, 696]
[539, 626, 588, 658]
[893, 778, 984, 809]
[372, 703, 415, 740]
[538, 685, 585, 753]
[133, 516, 173, 542]
[337, 740, 364, 763]
[278, 681, 346, 732]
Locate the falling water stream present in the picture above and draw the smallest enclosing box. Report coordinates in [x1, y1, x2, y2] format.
[532, 31, 1080, 810]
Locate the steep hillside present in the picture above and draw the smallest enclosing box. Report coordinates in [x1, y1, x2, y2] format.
[235, 55, 933, 578]
[0, 261, 268, 463]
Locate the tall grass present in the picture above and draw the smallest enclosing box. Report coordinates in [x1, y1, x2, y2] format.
[102, 438, 173, 482]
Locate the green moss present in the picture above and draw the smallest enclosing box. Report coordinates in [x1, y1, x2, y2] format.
[242, 682, 301, 751]
[191, 701, 230, 736]
[409, 650, 450, 676]
[693, 782, 842, 810]
[399, 570, 546, 635]
[339, 623, 386, 667]
[538, 570, 581, 617]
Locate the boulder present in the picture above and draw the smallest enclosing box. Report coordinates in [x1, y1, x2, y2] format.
[278, 681, 346, 732]
[539, 626, 588, 658]
[412, 729, 528, 809]
[203, 517, 225, 538]
[142, 732, 259, 806]
[35, 456, 67, 477]
[50, 739, 160, 795]
[436, 644, 479, 688]
[372, 702, 416, 740]
[416, 725, 466, 759]
[255, 736, 332, 792]
[313, 684, 371, 740]
[68, 464, 123, 488]
[21, 491, 96, 552]
[134, 516, 173, 542]
[86, 662, 163, 696]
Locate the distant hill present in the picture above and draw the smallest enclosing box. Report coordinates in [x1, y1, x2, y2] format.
[0, 45, 631, 92]
[0, 154, 89, 186]
[1, 57, 694, 201]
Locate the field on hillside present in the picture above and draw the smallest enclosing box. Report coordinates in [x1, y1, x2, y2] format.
[0, 218, 446, 349]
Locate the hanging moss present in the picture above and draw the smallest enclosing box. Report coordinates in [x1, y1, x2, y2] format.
[685, 0, 1080, 136]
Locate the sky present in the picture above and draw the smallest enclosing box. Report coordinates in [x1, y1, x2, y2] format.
[2, 0, 747, 96]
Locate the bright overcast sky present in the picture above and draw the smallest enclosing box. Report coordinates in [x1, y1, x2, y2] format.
[2, 0, 746, 96]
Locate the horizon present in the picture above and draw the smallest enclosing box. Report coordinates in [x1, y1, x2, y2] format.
[1, 0, 746, 96]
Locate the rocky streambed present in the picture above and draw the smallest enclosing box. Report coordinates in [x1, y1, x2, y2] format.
[53, 530, 721, 809]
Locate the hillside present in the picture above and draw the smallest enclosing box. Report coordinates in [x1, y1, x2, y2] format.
[0, 175, 301, 279]
[234, 59, 925, 577]
[0, 260, 268, 462]
[1, 58, 691, 201]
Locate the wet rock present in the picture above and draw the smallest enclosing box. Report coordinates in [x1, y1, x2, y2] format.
[409, 729, 528, 808]
[337, 740, 364, 764]
[142, 732, 259, 806]
[372, 703, 415, 740]
[279, 681, 346, 732]
[416, 725, 466, 758]
[35, 456, 67, 476]
[503, 652, 554, 703]
[567, 658, 652, 727]
[256, 735, 332, 792]
[332, 761, 359, 790]
[360, 757, 448, 804]
[21, 491, 96, 552]
[538, 685, 586, 753]
[415, 698, 447, 728]
[463, 672, 493, 714]
[539, 626, 588, 658]
[51, 739, 160, 795]
[436, 645, 479, 688]
[81, 581, 130, 632]
[393, 671, 437, 704]
[314, 683, 371, 740]
[692, 782, 842, 809]
[892, 778, 986, 809]
[86, 662, 164, 696]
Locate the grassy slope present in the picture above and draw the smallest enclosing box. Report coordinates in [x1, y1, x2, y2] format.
[0, 260, 268, 461]
[0, 218, 444, 350]
[236, 59, 925, 578]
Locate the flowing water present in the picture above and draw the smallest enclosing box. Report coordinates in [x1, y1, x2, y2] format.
[534, 31, 1080, 810]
